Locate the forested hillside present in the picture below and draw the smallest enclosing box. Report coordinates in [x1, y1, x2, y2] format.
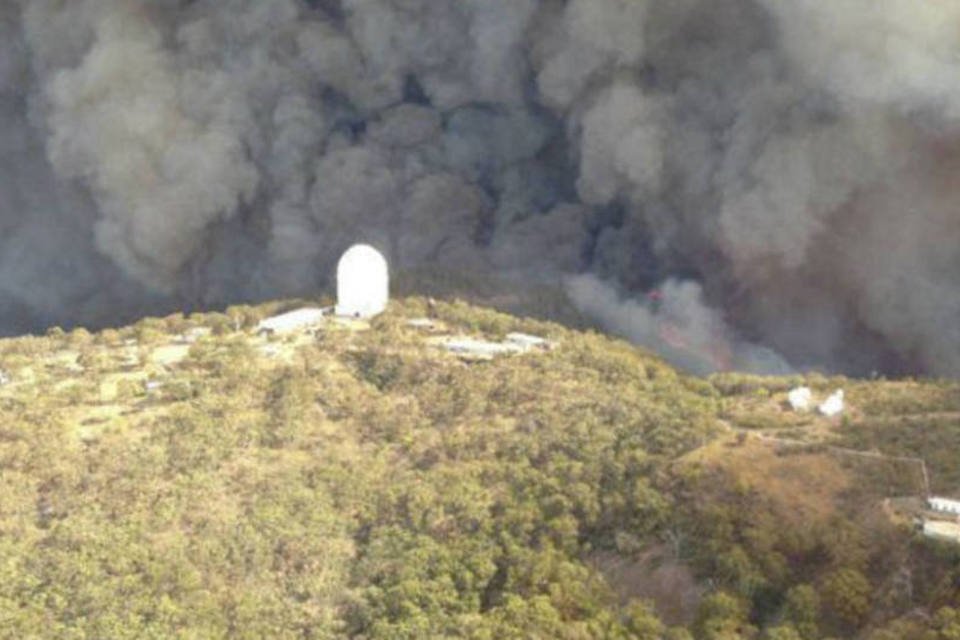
[0, 298, 957, 638]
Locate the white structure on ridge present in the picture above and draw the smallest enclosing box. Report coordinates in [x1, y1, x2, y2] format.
[818, 389, 845, 417]
[336, 244, 389, 318]
[506, 333, 556, 351]
[923, 520, 960, 543]
[257, 308, 326, 335]
[787, 387, 812, 412]
[430, 332, 558, 361]
[441, 337, 526, 359]
[929, 497, 960, 517]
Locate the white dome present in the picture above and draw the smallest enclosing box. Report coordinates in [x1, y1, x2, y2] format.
[335, 244, 389, 318]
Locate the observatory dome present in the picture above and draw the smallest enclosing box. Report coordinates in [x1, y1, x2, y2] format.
[335, 244, 389, 318]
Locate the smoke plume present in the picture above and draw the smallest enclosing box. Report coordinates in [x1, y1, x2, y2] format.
[2, 0, 960, 376]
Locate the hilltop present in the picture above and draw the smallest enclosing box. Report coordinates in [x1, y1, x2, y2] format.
[0, 298, 958, 639]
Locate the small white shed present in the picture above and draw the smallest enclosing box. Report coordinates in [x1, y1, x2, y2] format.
[336, 244, 389, 318]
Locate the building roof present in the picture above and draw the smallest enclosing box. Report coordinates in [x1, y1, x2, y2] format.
[440, 337, 525, 359]
[256, 308, 326, 334]
[505, 333, 555, 350]
[929, 496, 960, 514]
[923, 520, 960, 543]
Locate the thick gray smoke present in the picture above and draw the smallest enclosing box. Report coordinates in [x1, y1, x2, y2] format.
[2, 0, 960, 376]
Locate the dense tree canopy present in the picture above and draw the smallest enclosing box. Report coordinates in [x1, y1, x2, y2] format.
[0, 298, 956, 637]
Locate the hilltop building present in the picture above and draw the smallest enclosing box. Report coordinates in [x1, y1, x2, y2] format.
[257, 308, 326, 335]
[923, 520, 960, 543]
[787, 386, 812, 411]
[505, 333, 556, 351]
[336, 244, 388, 318]
[929, 496, 960, 517]
[920, 496, 960, 545]
[430, 332, 558, 361]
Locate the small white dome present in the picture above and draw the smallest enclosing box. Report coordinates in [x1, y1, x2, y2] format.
[818, 389, 844, 417]
[336, 244, 389, 318]
[787, 386, 812, 412]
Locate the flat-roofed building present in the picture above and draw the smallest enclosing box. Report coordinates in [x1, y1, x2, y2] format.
[923, 520, 960, 543]
[929, 496, 960, 516]
[256, 308, 326, 335]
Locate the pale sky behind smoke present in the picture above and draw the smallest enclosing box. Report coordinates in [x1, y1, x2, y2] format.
[2, 0, 960, 376]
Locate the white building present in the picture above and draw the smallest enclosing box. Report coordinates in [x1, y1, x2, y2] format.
[818, 389, 844, 417]
[787, 387, 812, 412]
[256, 308, 326, 335]
[407, 318, 442, 332]
[440, 337, 525, 359]
[922, 520, 960, 543]
[929, 496, 960, 516]
[430, 333, 557, 361]
[505, 333, 556, 351]
[336, 244, 389, 318]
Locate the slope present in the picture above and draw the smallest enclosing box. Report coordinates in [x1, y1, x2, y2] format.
[0, 298, 957, 639]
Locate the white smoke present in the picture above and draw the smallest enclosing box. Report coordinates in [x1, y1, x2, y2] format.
[762, 0, 960, 120]
[576, 82, 664, 206]
[35, 1, 260, 289]
[2, 0, 960, 376]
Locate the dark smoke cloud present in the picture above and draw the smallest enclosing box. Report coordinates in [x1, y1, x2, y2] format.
[2, 0, 960, 376]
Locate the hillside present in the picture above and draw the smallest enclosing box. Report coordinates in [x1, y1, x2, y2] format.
[0, 298, 958, 639]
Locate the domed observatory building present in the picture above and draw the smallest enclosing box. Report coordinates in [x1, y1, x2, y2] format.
[335, 244, 389, 318]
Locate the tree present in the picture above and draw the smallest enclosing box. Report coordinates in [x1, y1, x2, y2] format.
[782, 584, 819, 639]
[763, 626, 802, 640]
[623, 601, 665, 640]
[932, 607, 960, 640]
[695, 591, 757, 640]
[822, 568, 871, 629]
